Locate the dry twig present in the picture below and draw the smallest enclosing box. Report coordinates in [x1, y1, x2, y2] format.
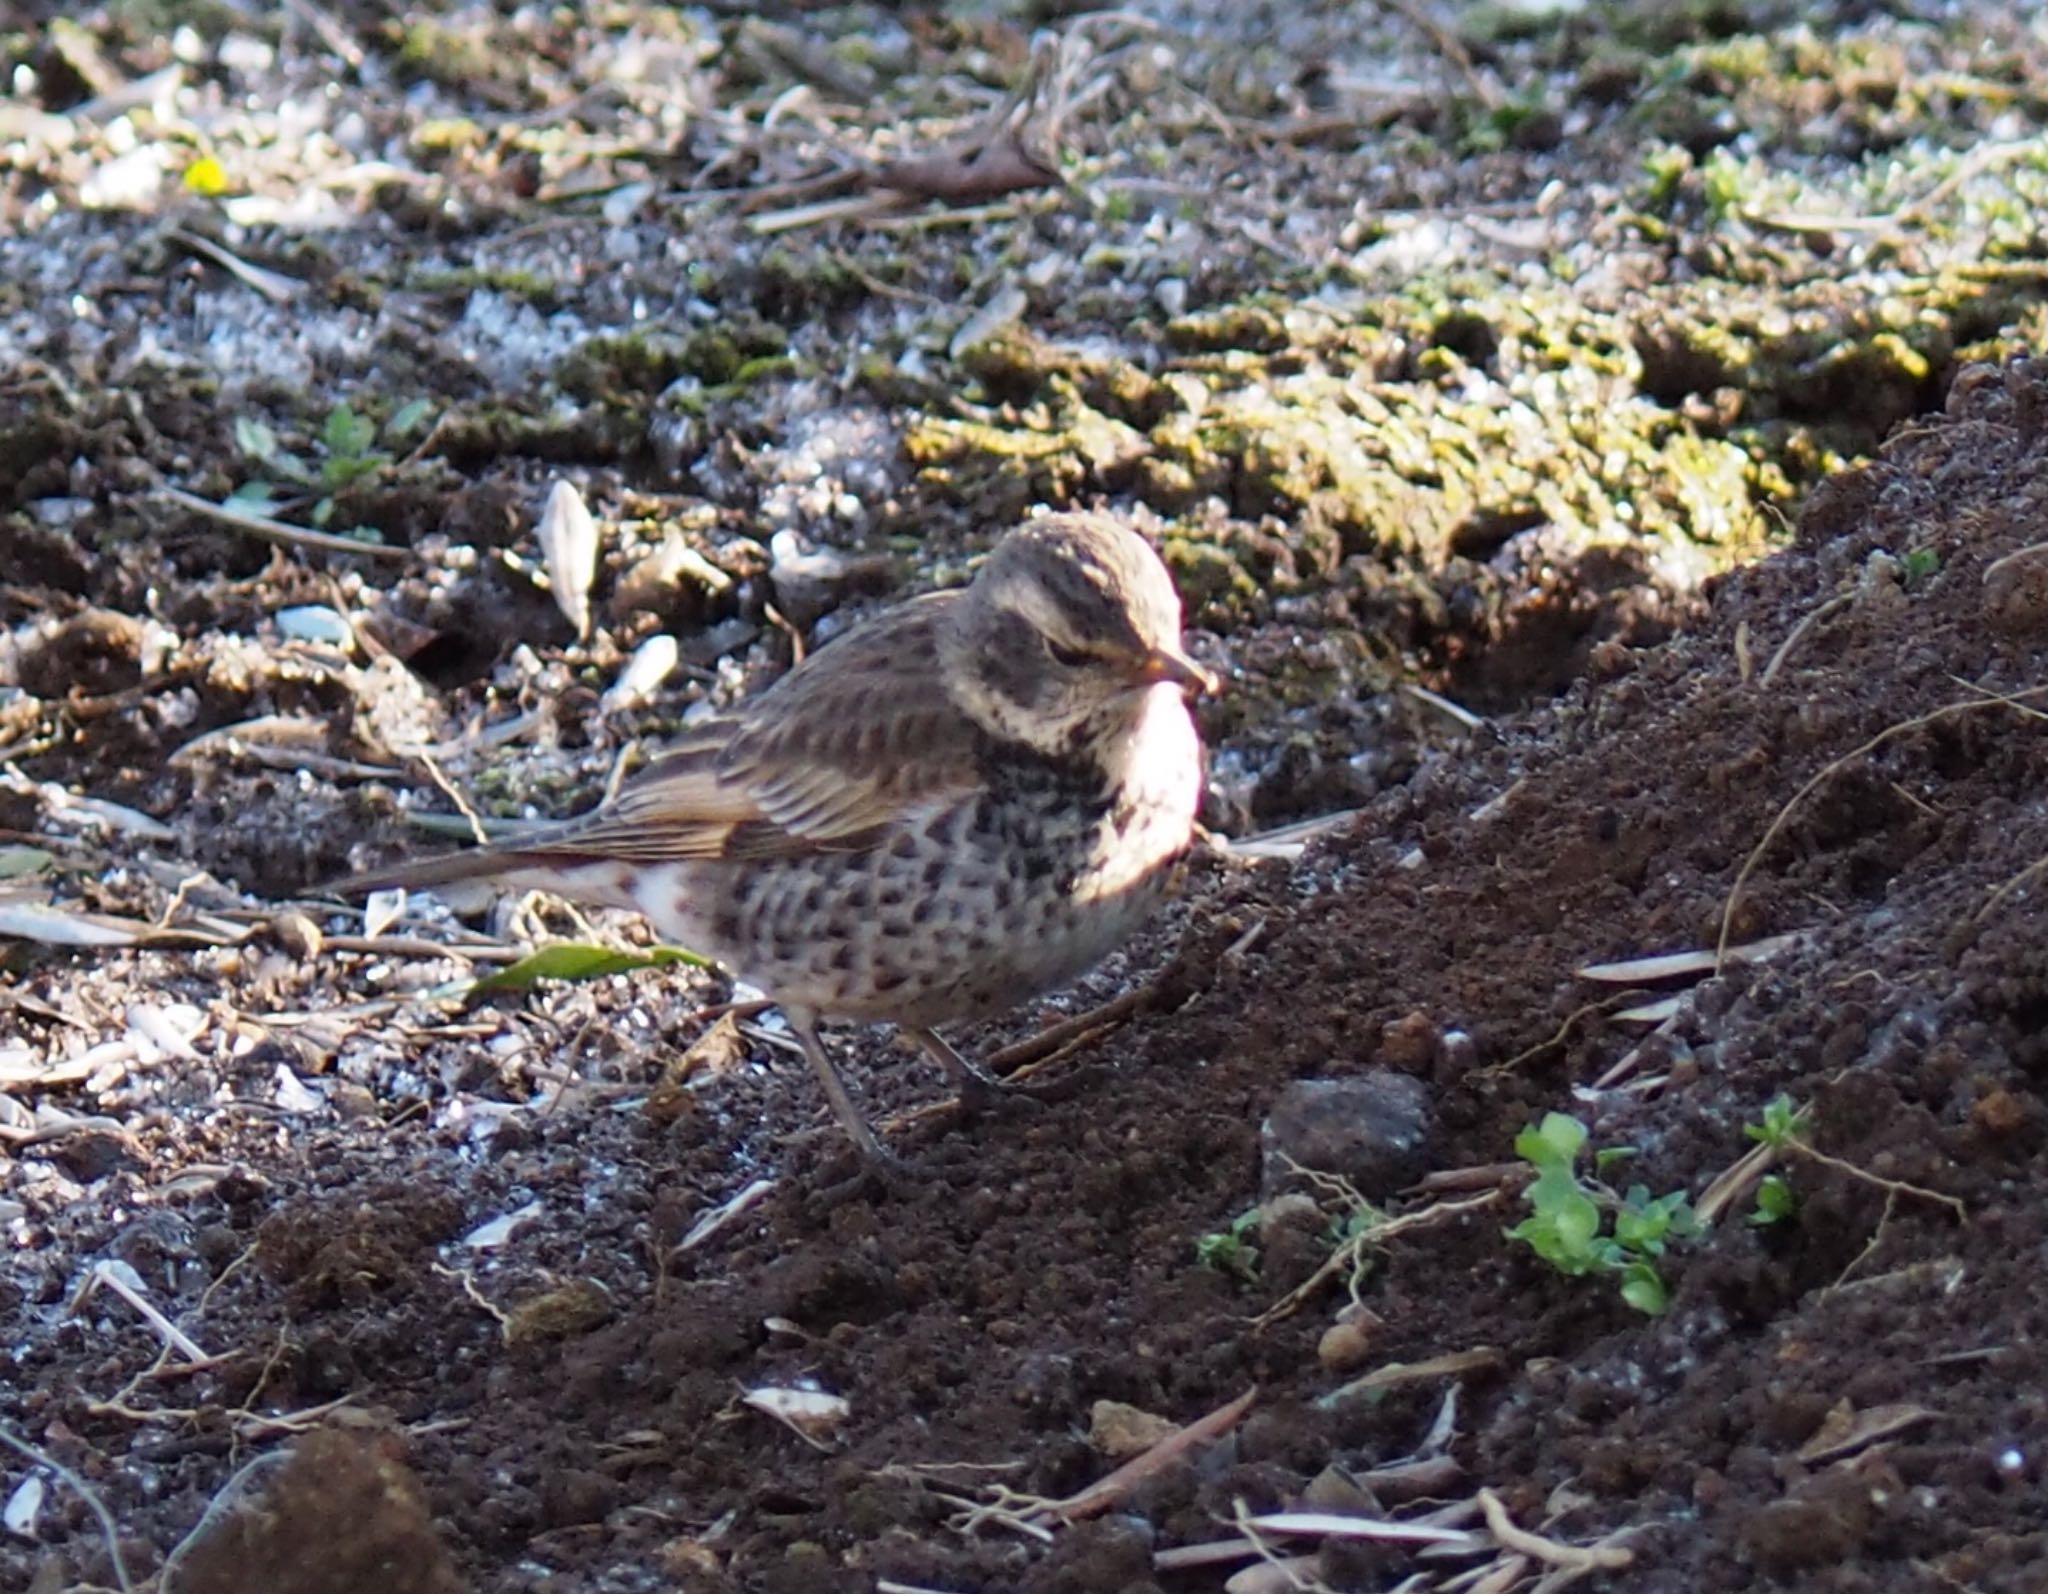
[1758, 592, 1853, 685]
[157, 485, 411, 562]
[1253, 1190, 1503, 1327]
[940, 1387, 1256, 1539]
[1475, 1487, 1634, 1573]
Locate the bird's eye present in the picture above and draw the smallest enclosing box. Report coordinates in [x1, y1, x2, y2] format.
[1046, 640, 1092, 669]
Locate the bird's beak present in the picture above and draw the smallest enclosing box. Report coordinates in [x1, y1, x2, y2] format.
[1136, 643, 1220, 696]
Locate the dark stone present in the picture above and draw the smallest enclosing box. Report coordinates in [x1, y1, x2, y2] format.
[1260, 1072, 1435, 1196]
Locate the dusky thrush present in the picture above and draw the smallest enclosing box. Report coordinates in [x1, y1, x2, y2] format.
[332, 511, 1215, 1164]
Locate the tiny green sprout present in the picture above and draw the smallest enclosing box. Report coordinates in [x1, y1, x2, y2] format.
[1612, 1185, 1700, 1255]
[388, 397, 435, 441]
[314, 402, 394, 515]
[230, 398, 426, 531]
[1750, 1174, 1796, 1226]
[1195, 1208, 1262, 1283]
[1900, 547, 1941, 583]
[1593, 1145, 1639, 1174]
[1507, 1113, 1698, 1316]
[1324, 1205, 1380, 1249]
[1744, 1094, 1811, 1150]
[1618, 1262, 1669, 1316]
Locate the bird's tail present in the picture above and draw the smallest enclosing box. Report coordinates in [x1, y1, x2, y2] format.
[323, 816, 582, 897]
[323, 821, 649, 914]
[323, 846, 530, 898]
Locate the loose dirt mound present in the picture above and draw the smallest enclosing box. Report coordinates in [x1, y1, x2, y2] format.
[12, 361, 2048, 1590]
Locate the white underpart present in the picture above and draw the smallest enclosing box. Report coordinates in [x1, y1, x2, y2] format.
[1077, 682, 1203, 904]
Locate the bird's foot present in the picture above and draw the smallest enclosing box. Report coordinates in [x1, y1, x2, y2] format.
[951, 1065, 1050, 1122]
[812, 1140, 917, 1205]
[909, 1028, 1054, 1121]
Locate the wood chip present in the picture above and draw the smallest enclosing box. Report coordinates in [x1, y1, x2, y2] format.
[1235, 1511, 1489, 1552]
[1577, 933, 1802, 983]
[537, 478, 601, 639]
[741, 1387, 849, 1451]
[0, 898, 143, 947]
[1797, 1399, 1938, 1464]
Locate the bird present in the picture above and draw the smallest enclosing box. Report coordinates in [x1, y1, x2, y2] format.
[330, 511, 1216, 1167]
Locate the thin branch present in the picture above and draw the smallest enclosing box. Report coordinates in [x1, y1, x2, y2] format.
[157, 485, 412, 563]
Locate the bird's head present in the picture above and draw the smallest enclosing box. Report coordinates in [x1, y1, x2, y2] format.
[945, 512, 1217, 755]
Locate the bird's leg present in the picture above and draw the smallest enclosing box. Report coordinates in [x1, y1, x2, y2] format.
[787, 1010, 899, 1171]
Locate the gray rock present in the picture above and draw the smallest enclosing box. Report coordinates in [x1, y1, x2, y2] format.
[1261, 1072, 1435, 1197]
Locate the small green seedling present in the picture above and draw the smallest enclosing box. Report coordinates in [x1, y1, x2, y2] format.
[1742, 1096, 1811, 1225]
[1195, 1208, 1262, 1284]
[1749, 1174, 1796, 1226]
[1899, 547, 1941, 583]
[1324, 1205, 1380, 1250]
[1744, 1094, 1810, 1150]
[232, 398, 433, 528]
[1506, 1112, 1700, 1315]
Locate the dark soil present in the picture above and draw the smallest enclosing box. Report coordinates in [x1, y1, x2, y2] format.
[12, 362, 2048, 1592]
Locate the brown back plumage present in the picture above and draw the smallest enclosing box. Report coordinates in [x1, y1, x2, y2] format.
[330, 594, 988, 890]
[529, 594, 988, 863]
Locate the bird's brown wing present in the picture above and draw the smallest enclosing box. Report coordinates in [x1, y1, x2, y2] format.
[508, 592, 985, 864]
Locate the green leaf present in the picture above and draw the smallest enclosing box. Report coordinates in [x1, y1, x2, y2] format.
[234, 415, 279, 463]
[1195, 1210, 1263, 1281]
[1744, 1094, 1808, 1147]
[233, 420, 313, 485]
[1619, 1261, 1669, 1316]
[1900, 546, 1940, 582]
[1548, 1185, 1602, 1257]
[469, 942, 709, 993]
[1509, 1168, 1605, 1275]
[0, 845, 55, 879]
[1515, 1112, 1588, 1168]
[1593, 1144, 1639, 1173]
[1663, 1196, 1703, 1241]
[224, 481, 281, 510]
[1749, 1174, 1796, 1225]
[321, 401, 378, 460]
[1613, 1202, 1663, 1253]
[388, 398, 434, 439]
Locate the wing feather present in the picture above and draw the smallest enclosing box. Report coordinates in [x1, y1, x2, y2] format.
[505, 593, 984, 865]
